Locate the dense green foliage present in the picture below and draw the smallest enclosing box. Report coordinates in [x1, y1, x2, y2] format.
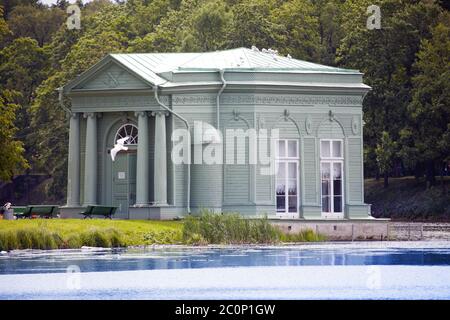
[366, 176, 450, 220]
[0, 90, 28, 181]
[182, 210, 324, 244]
[0, 0, 448, 203]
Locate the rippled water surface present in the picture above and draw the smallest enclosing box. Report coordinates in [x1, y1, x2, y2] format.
[0, 242, 449, 299]
[1, 242, 450, 274]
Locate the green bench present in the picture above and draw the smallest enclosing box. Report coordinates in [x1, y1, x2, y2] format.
[80, 205, 117, 219]
[11, 206, 26, 215]
[15, 205, 59, 219]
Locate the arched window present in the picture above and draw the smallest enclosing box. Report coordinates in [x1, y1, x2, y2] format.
[115, 123, 138, 145]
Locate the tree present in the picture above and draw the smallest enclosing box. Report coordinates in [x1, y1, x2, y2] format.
[312, 0, 344, 66]
[0, 37, 48, 171]
[181, 0, 232, 51]
[0, 90, 28, 181]
[375, 131, 396, 187]
[0, 5, 11, 47]
[29, 1, 128, 199]
[228, 0, 281, 50]
[7, 4, 65, 46]
[125, 0, 179, 40]
[129, 0, 197, 53]
[337, 0, 442, 180]
[272, 0, 320, 60]
[0, 0, 39, 18]
[407, 20, 450, 187]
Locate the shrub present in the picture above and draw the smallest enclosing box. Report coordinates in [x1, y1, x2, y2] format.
[0, 231, 19, 251]
[65, 235, 82, 249]
[79, 228, 125, 248]
[182, 210, 322, 244]
[0, 228, 62, 250]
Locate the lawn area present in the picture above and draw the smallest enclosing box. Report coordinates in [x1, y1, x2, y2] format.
[365, 176, 450, 221]
[0, 219, 183, 250]
[0, 213, 325, 250]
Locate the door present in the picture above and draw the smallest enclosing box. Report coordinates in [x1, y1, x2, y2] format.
[275, 139, 299, 218]
[320, 139, 344, 219]
[112, 152, 136, 218]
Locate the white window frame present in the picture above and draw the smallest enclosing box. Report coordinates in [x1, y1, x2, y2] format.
[320, 139, 344, 219]
[115, 123, 138, 145]
[275, 139, 299, 218]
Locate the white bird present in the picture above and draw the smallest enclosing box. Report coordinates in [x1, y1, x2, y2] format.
[110, 136, 130, 161]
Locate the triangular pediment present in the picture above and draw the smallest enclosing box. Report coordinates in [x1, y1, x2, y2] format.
[71, 60, 151, 91]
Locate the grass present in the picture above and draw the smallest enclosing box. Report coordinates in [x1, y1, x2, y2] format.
[365, 176, 450, 221]
[0, 219, 182, 251]
[182, 210, 325, 245]
[0, 212, 325, 250]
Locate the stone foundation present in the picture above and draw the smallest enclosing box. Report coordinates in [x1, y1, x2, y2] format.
[270, 220, 450, 241]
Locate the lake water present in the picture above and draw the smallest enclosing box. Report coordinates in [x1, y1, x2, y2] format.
[1, 241, 450, 299]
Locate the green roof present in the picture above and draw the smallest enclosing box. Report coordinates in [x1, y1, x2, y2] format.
[112, 47, 357, 72]
[64, 47, 369, 92]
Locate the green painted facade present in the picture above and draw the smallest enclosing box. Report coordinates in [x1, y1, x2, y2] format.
[61, 48, 371, 220]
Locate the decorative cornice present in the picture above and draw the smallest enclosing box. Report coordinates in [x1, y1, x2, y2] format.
[74, 95, 169, 108]
[172, 94, 363, 106]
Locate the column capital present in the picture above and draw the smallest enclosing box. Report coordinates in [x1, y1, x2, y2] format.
[134, 111, 148, 118]
[151, 111, 169, 117]
[70, 112, 79, 119]
[83, 112, 102, 119]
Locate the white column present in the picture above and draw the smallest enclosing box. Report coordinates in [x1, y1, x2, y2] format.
[67, 112, 80, 206]
[135, 111, 150, 206]
[83, 112, 98, 205]
[152, 111, 168, 205]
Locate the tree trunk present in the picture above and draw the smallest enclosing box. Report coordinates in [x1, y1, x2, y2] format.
[384, 171, 389, 188]
[414, 162, 423, 181]
[425, 160, 435, 188]
[441, 162, 447, 195]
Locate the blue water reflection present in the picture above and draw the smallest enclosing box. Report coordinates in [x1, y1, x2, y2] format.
[1, 246, 449, 275]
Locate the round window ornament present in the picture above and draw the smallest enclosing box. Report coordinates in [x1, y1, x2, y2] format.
[351, 116, 360, 135]
[115, 123, 138, 145]
[305, 116, 313, 135]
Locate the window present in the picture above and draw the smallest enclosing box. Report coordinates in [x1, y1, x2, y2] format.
[320, 139, 343, 215]
[275, 139, 299, 214]
[115, 124, 138, 145]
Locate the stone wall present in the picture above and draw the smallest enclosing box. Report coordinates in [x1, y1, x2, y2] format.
[271, 220, 450, 241]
